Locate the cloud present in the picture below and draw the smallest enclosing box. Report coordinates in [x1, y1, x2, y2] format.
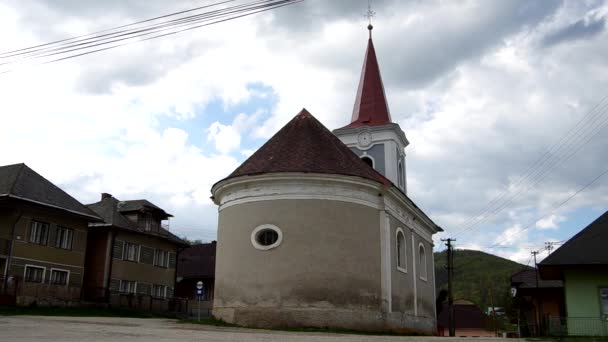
[2, 0, 608, 257]
[542, 16, 606, 47]
[535, 214, 567, 230]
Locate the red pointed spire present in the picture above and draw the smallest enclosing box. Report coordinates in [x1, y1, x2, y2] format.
[343, 29, 392, 129]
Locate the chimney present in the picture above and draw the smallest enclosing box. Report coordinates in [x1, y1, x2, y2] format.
[101, 193, 112, 200]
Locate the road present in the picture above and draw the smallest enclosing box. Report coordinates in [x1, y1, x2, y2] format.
[0, 316, 521, 341]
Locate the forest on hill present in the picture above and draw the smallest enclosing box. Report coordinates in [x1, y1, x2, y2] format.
[434, 249, 531, 315]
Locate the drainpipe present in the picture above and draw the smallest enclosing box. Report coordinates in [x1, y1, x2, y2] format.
[105, 230, 116, 302]
[4, 211, 23, 290]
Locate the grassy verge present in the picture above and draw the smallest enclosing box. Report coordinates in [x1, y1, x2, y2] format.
[0, 305, 167, 318]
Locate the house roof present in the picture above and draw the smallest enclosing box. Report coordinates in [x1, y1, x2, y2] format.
[340, 35, 392, 129]
[87, 195, 186, 246]
[438, 301, 488, 329]
[540, 210, 608, 266]
[0, 163, 101, 220]
[511, 269, 563, 289]
[117, 199, 173, 218]
[220, 108, 391, 186]
[177, 242, 216, 279]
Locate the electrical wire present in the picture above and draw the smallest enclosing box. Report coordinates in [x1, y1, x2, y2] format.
[0, 0, 303, 73]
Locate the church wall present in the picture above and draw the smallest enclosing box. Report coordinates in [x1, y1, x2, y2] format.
[213, 198, 382, 326]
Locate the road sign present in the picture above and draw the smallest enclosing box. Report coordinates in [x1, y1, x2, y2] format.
[196, 289, 203, 296]
[196, 281, 203, 289]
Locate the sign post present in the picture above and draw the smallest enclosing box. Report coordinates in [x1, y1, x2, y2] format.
[196, 281, 204, 322]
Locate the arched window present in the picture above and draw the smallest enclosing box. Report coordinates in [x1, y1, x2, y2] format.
[396, 228, 407, 272]
[419, 243, 427, 281]
[361, 156, 374, 168]
[398, 161, 404, 188]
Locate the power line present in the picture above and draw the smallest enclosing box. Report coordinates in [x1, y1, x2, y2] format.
[475, 166, 608, 251]
[452, 95, 608, 238]
[0, 0, 303, 73]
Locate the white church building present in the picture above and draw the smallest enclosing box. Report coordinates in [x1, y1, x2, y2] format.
[210, 26, 443, 334]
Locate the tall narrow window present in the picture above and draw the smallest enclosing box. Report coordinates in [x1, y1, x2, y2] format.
[154, 250, 169, 268]
[124, 243, 139, 262]
[29, 221, 49, 245]
[153, 284, 167, 298]
[55, 227, 73, 250]
[398, 161, 404, 188]
[419, 243, 427, 281]
[396, 229, 407, 272]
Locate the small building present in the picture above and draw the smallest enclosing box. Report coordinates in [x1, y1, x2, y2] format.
[83, 193, 188, 303]
[539, 210, 608, 336]
[211, 25, 442, 334]
[0, 163, 101, 305]
[437, 299, 492, 337]
[511, 269, 564, 336]
[176, 241, 216, 301]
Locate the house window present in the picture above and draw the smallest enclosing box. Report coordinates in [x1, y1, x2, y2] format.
[124, 243, 139, 262]
[251, 224, 283, 251]
[419, 243, 427, 281]
[601, 288, 608, 320]
[398, 161, 404, 188]
[154, 250, 169, 268]
[120, 280, 137, 294]
[29, 221, 49, 245]
[50, 269, 69, 285]
[24, 265, 45, 283]
[139, 214, 159, 232]
[55, 226, 73, 250]
[396, 229, 407, 272]
[153, 284, 167, 298]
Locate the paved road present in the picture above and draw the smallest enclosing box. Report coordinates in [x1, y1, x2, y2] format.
[0, 316, 521, 341]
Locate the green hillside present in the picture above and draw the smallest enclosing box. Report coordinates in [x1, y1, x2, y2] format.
[434, 249, 531, 314]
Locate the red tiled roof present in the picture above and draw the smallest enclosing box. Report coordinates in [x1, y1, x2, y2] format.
[341, 38, 392, 129]
[221, 108, 390, 186]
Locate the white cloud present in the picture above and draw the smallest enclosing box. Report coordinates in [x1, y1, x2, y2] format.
[535, 214, 567, 230]
[207, 122, 241, 155]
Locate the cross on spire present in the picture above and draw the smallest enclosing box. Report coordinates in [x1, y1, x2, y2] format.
[365, 0, 375, 38]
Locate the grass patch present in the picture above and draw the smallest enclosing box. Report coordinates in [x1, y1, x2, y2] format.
[0, 305, 167, 318]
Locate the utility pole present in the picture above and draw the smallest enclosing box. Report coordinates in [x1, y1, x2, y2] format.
[532, 250, 541, 335]
[544, 242, 555, 255]
[442, 238, 456, 337]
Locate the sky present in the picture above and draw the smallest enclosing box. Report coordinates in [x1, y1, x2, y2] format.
[1, 0, 607, 264]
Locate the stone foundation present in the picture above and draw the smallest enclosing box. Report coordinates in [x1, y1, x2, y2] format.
[213, 307, 436, 335]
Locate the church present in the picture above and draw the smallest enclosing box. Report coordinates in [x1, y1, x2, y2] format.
[210, 25, 443, 334]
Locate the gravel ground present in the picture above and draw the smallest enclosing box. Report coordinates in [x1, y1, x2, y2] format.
[0, 316, 522, 341]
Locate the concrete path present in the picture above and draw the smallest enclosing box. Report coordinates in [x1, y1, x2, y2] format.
[0, 316, 523, 341]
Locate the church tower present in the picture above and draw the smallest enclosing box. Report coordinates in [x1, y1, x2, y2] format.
[333, 25, 409, 193]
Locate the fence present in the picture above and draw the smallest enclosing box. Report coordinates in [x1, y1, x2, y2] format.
[0, 278, 212, 319]
[547, 316, 608, 337]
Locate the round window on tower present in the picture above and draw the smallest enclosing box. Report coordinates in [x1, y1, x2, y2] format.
[251, 224, 283, 250]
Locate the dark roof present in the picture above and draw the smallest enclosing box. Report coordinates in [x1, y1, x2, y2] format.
[117, 199, 172, 218]
[511, 269, 563, 289]
[340, 37, 392, 129]
[438, 301, 488, 329]
[87, 195, 186, 246]
[220, 108, 391, 186]
[540, 210, 608, 266]
[0, 163, 101, 220]
[177, 242, 216, 279]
